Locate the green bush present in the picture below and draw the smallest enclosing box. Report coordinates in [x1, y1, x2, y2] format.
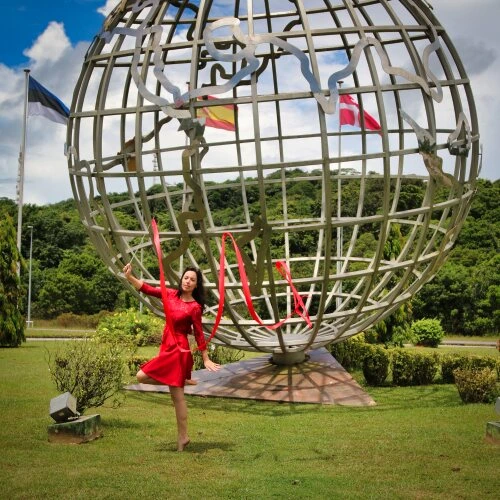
[411, 351, 440, 385]
[127, 355, 149, 376]
[47, 339, 126, 414]
[453, 367, 499, 404]
[441, 353, 500, 383]
[411, 318, 444, 347]
[94, 308, 163, 348]
[192, 344, 244, 370]
[391, 349, 439, 386]
[391, 349, 414, 386]
[328, 333, 368, 370]
[362, 345, 390, 386]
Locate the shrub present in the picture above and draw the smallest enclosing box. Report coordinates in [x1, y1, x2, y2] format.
[392, 349, 440, 386]
[362, 345, 390, 386]
[441, 353, 499, 383]
[411, 318, 444, 347]
[328, 333, 368, 371]
[440, 353, 465, 383]
[411, 351, 440, 385]
[192, 344, 244, 370]
[47, 339, 126, 414]
[127, 355, 149, 376]
[94, 308, 163, 348]
[453, 367, 499, 404]
[391, 349, 414, 386]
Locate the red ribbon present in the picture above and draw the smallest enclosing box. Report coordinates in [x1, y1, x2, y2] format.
[151, 218, 191, 353]
[151, 220, 312, 350]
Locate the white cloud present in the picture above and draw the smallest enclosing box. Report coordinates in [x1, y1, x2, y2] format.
[97, 0, 119, 18]
[1, 1, 498, 206]
[23, 22, 71, 65]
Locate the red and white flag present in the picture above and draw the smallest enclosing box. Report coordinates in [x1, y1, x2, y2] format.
[339, 94, 381, 132]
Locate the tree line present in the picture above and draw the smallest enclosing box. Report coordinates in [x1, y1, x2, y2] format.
[0, 175, 498, 337]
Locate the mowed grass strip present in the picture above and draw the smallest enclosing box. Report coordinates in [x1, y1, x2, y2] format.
[0, 342, 498, 499]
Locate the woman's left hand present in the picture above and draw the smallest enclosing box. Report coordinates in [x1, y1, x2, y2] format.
[204, 359, 221, 372]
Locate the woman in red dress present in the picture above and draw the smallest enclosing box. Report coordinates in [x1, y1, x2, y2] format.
[123, 263, 220, 451]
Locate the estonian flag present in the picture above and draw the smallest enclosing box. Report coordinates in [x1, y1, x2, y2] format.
[28, 76, 69, 125]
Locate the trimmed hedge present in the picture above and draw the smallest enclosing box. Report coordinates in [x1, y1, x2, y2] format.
[362, 345, 390, 386]
[328, 336, 499, 402]
[328, 333, 368, 371]
[391, 349, 444, 386]
[441, 353, 499, 383]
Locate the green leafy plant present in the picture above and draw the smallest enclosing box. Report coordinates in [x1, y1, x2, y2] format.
[441, 353, 499, 383]
[328, 333, 368, 370]
[391, 349, 414, 386]
[362, 345, 390, 386]
[0, 213, 25, 347]
[411, 351, 440, 385]
[94, 308, 163, 349]
[47, 339, 126, 414]
[411, 318, 444, 347]
[392, 349, 440, 386]
[453, 367, 499, 404]
[127, 355, 150, 376]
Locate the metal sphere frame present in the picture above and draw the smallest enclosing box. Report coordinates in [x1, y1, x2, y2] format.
[67, 0, 479, 364]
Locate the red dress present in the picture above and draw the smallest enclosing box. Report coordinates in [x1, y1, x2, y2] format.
[139, 283, 207, 387]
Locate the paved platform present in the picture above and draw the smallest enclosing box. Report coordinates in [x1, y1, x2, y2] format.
[125, 348, 376, 406]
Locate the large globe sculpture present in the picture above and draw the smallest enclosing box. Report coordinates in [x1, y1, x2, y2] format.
[67, 0, 479, 364]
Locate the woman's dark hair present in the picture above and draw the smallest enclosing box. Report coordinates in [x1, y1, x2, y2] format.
[177, 266, 206, 311]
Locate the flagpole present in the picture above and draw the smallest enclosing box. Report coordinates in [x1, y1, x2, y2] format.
[16, 69, 30, 273]
[336, 81, 343, 310]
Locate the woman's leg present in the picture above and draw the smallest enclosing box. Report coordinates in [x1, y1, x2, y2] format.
[136, 369, 163, 385]
[169, 386, 190, 451]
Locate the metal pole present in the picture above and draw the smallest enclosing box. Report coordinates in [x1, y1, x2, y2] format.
[27, 225, 33, 327]
[336, 81, 343, 310]
[16, 69, 30, 272]
[139, 246, 143, 313]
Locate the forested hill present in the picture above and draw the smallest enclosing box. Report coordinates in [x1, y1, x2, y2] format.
[0, 176, 498, 336]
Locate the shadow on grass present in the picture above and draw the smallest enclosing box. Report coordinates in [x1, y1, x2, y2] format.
[154, 440, 234, 454]
[124, 387, 325, 417]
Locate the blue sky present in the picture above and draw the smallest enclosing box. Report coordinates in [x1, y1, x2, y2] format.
[0, 0, 498, 205]
[2, 1, 104, 68]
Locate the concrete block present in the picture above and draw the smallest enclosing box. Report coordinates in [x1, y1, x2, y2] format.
[49, 392, 79, 423]
[48, 414, 103, 444]
[485, 421, 500, 444]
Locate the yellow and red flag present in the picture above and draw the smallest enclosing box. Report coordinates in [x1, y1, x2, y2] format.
[197, 96, 236, 131]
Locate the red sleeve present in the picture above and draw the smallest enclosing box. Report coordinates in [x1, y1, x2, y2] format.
[192, 305, 207, 351]
[139, 282, 162, 298]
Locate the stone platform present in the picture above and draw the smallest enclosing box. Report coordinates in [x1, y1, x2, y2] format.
[125, 348, 375, 406]
[486, 421, 500, 443]
[47, 414, 103, 444]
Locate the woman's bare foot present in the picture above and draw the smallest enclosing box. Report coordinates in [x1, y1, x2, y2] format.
[185, 379, 198, 386]
[177, 437, 190, 452]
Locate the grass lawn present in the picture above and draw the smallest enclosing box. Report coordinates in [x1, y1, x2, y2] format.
[1, 341, 499, 499]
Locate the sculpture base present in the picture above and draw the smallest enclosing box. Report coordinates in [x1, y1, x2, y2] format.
[485, 421, 500, 444]
[125, 348, 375, 406]
[47, 414, 103, 444]
[271, 351, 307, 365]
